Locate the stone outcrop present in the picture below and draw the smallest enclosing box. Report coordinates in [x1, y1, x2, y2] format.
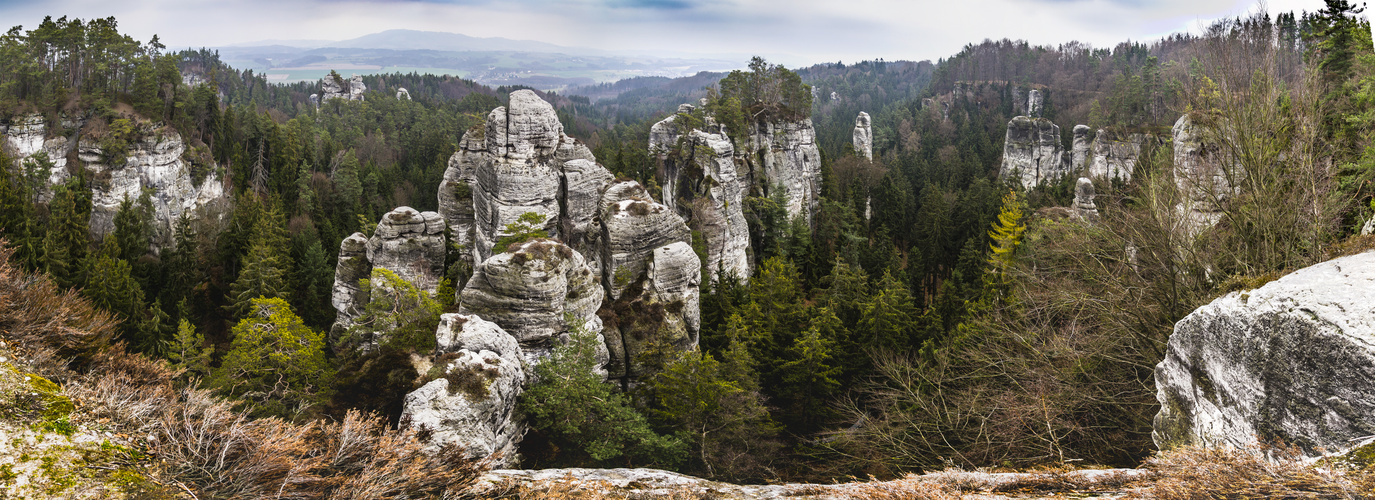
[366, 207, 447, 295]
[595, 181, 699, 381]
[329, 208, 446, 348]
[458, 238, 608, 369]
[649, 117, 750, 282]
[461, 90, 610, 263]
[999, 116, 1065, 189]
[397, 88, 411, 100]
[439, 130, 484, 262]
[1027, 89, 1044, 118]
[1088, 129, 1147, 182]
[330, 233, 372, 333]
[321, 74, 367, 101]
[3, 114, 227, 247]
[1153, 250, 1375, 456]
[1172, 114, 1233, 235]
[1071, 125, 1091, 174]
[1072, 178, 1098, 221]
[740, 119, 822, 223]
[852, 112, 873, 161]
[402, 313, 526, 466]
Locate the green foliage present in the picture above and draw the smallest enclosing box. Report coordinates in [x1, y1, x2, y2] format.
[493, 211, 549, 254]
[227, 203, 291, 318]
[343, 268, 441, 352]
[520, 318, 685, 467]
[987, 189, 1026, 277]
[212, 297, 331, 420]
[167, 318, 212, 382]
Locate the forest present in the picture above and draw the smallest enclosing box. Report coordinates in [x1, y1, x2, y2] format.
[1, 1, 1374, 489]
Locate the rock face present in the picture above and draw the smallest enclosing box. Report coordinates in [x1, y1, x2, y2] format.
[462, 90, 610, 263]
[740, 119, 822, 223]
[397, 88, 411, 100]
[329, 208, 447, 347]
[1000, 116, 1065, 189]
[649, 117, 751, 282]
[852, 112, 873, 161]
[1088, 129, 1147, 182]
[596, 181, 699, 381]
[321, 74, 367, 101]
[366, 207, 447, 296]
[459, 238, 608, 369]
[1153, 251, 1375, 456]
[1027, 89, 1044, 118]
[439, 131, 484, 262]
[1071, 125, 1091, 174]
[1072, 178, 1098, 221]
[3, 114, 228, 247]
[402, 313, 526, 466]
[1172, 114, 1232, 235]
[330, 233, 372, 333]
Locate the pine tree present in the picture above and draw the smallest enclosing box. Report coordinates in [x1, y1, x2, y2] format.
[987, 189, 1026, 276]
[42, 177, 92, 288]
[227, 203, 291, 318]
[168, 318, 213, 382]
[212, 297, 331, 420]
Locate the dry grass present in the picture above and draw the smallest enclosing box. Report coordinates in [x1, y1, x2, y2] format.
[0, 239, 488, 499]
[1131, 445, 1375, 499]
[481, 477, 710, 500]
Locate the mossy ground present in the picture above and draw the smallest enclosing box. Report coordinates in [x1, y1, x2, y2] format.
[0, 351, 179, 499]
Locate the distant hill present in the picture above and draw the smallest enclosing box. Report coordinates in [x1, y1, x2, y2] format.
[326, 29, 578, 54]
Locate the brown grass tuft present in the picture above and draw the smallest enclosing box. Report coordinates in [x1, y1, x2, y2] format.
[1133, 445, 1370, 499]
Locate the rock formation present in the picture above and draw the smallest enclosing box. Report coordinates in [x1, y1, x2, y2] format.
[595, 181, 699, 381]
[3, 114, 228, 247]
[401, 313, 526, 466]
[740, 119, 822, 223]
[1027, 89, 1044, 118]
[1154, 250, 1375, 457]
[999, 116, 1065, 189]
[1071, 125, 1091, 174]
[1072, 178, 1098, 221]
[458, 238, 608, 370]
[439, 129, 485, 263]
[366, 207, 447, 295]
[853, 112, 873, 161]
[330, 233, 372, 334]
[397, 88, 411, 100]
[321, 74, 367, 102]
[1172, 114, 1232, 235]
[457, 90, 610, 264]
[649, 115, 750, 282]
[1088, 129, 1147, 182]
[329, 207, 446, 347]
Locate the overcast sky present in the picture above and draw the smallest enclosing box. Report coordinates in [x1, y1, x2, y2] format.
[0, 0, 1346, 66]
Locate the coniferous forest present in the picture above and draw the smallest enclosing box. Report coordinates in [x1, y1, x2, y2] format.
[2, 3, 1375, 496]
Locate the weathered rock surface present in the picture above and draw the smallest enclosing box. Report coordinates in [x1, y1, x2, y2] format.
[595, 181, 699, 380]
[396, 87, 410, 100]
[648, 114, 749, 281]
[465, 90, 607, 263]
[1088, 129, 1147, 182]
[1071, 125, 1091, 174]
[4, 115, 228, 246]
[1153, 250, 1375, 456]
[852, 111, 872, 161]
[330, 232, 372, 333]
[1000, 116, 1065, 189]
[401, 313, 526, 466]
[740, 118, 822, 223]
[1027, 89, 1044, 118]
[321, 74, 367, 101]
[439, 130, 484, 256]
[1072, 177, 1098, 221]
[471, 467, 1146, 499]
[559, 158, 615, 269]
[366, 207, 447, 296]
[1172, 114, 1232, 235]
[459, 238, 607, 369]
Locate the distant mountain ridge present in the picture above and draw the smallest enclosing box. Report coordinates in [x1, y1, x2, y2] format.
[231, 29, 589, 54]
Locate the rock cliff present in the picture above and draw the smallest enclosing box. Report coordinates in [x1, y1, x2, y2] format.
[649, 114, 751, 281]
[852, 111, 873, 161]
[1088, 129, 1148, 182]
[330, 232, 372, 335]
[1027, 89, 1044, 118]
[401, 313, 526, 466]
[1071, 125, 1091, 174]
[1172, 114, 1232, 235]
[1153, 251, 1375, 456]
[739, 118, 822, 223]
[3, 114, 228, 247]
[328, 208, 446, 347]
[321, 74, 367, 101]
[596, 181, 699, 381]
[458, 238, 608, 370]
[1000, 116, 1065, 189]
[1072, 177, 1098, 221]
